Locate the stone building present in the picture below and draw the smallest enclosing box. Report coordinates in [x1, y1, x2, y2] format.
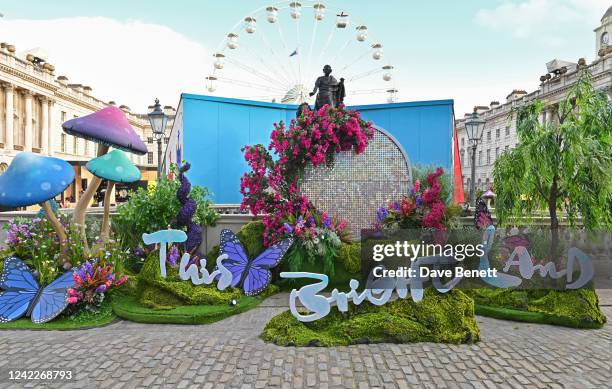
[0, 42, 174, 208]
[456, 7, 612, 196]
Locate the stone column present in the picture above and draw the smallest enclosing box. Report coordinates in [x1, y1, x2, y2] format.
[47, 99, 55, 156]
[40, 96, 49, 154]
[3, 83, 13, 151]
[24, 90, 33, 152]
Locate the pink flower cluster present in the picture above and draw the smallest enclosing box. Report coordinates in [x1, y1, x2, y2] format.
[240, 105, 374, 245]
[376, 168, 447, 231]
[421, 168, 446, 230]
[68, 260, 127, 305]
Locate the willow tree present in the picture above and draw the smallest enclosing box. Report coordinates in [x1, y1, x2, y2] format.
[493, 72, 611, 248]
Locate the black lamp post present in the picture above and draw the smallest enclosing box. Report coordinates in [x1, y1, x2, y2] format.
[464, 110, 486, 207]
[147, 98, 168, 181]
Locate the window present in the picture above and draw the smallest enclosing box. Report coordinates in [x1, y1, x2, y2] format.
[84, 140, 89, 155]
[61, 111, 66, 123]
[478, 151, 482, 165]
[60, 133, 66, 153]
[147, 152, 153, 164]
[461, 137, 464, 147]
[496, 128, 500, 138]
[486, 149, 491, 164]
[505, 145, 509, 152]
[486, 131, 491, 141]
[73, 136, 78, 154]
[147, 137, 153, 144]
[505, 126, 511, 136]
[495, 147, 500, 160]
[164, 137, 169, 144]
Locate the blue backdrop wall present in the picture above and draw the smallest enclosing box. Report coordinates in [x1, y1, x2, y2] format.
[165, 94, 454, 204]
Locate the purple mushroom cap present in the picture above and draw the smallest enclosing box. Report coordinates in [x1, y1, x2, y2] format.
[62, 106, 147, 155]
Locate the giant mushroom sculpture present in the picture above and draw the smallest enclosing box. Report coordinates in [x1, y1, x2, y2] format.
[86, 149, 141, 243]
[62, 106, 147, 244]
[0, 152, 75, 261]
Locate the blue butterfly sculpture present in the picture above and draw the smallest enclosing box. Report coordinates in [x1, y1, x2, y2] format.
[219, 229, 293, 296]
[0, 256, 75, 323]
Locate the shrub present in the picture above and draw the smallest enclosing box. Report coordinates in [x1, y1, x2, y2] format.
[113, 165, 219, 253]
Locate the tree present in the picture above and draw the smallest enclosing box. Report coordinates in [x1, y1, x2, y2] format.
[493, 72, 611, 248]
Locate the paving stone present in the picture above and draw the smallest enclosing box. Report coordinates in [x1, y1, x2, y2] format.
[0, 295, 609, 389]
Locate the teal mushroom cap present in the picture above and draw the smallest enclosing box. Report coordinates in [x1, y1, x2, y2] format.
[86, 149, 141, 183]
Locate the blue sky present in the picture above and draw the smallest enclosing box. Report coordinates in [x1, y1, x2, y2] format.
[0, 0, 608, 114]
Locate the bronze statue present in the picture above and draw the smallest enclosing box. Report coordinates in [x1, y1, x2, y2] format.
[310, 65, 345, 110]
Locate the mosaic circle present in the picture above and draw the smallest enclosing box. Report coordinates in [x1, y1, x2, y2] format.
[300, 127, 412, 239]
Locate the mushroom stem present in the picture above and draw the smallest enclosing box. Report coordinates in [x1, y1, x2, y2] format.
[73, 144, 109, 249]
[41, 200, 68, 261]
[100, 181, 115, 243]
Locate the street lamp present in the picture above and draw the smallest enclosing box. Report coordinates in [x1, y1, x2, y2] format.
[464, 110, 486, 208]
[147, 98, 168, 181]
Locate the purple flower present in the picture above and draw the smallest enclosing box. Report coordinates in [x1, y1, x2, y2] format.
[308, 216, 315, 227]
[324, 215, 331, 228]
[177, 198, 196, 226]
[284, 223, 293, 234]
[95, 284, 107, 293]
[390, 201, 400, 211]
[296, 216, 305, 228]
[415, 195, 422, 206]
[376, 207, 389, 222]
[134, 247, 145, 258]
[168, 245, 180, 266]
[185, 224, 203, 253]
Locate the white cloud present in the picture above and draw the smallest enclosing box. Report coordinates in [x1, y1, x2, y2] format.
[475, 0, 609, 47]
[0, 17, 212, 112]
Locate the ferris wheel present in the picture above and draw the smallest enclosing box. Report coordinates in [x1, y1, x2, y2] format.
[205, 1, 399, 105]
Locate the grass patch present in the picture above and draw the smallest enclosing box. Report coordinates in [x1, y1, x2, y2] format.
[0, 301, 116, 330]
[111, 293, 263, 324]
[468, 288, 606, 329]
[262, 289, 479, 346]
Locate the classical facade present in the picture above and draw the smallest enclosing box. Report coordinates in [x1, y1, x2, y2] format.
[456, 7, 612, 195]
[0, 41, 174, 208]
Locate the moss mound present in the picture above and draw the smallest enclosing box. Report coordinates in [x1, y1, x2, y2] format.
[468, 288, 606, 328]
[262, 289, 479, 346]
[137, 251, 246, 308]
[111, 293, 262, 324]
[0, 300, 116, 330]
[119, 246, 277, 324]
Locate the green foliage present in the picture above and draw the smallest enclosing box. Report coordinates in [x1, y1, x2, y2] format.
[262, 289, 479, 346]
[336, 242, 361, 273]
[468, 288, 606, 328]
[236, 221, 266, 257]
[493, 72, 612, 230]
[113, 172, 219, 250]
[0, 216, 98, 284]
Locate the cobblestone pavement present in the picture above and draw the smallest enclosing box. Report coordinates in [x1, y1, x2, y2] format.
[0, 294, 610, 389]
